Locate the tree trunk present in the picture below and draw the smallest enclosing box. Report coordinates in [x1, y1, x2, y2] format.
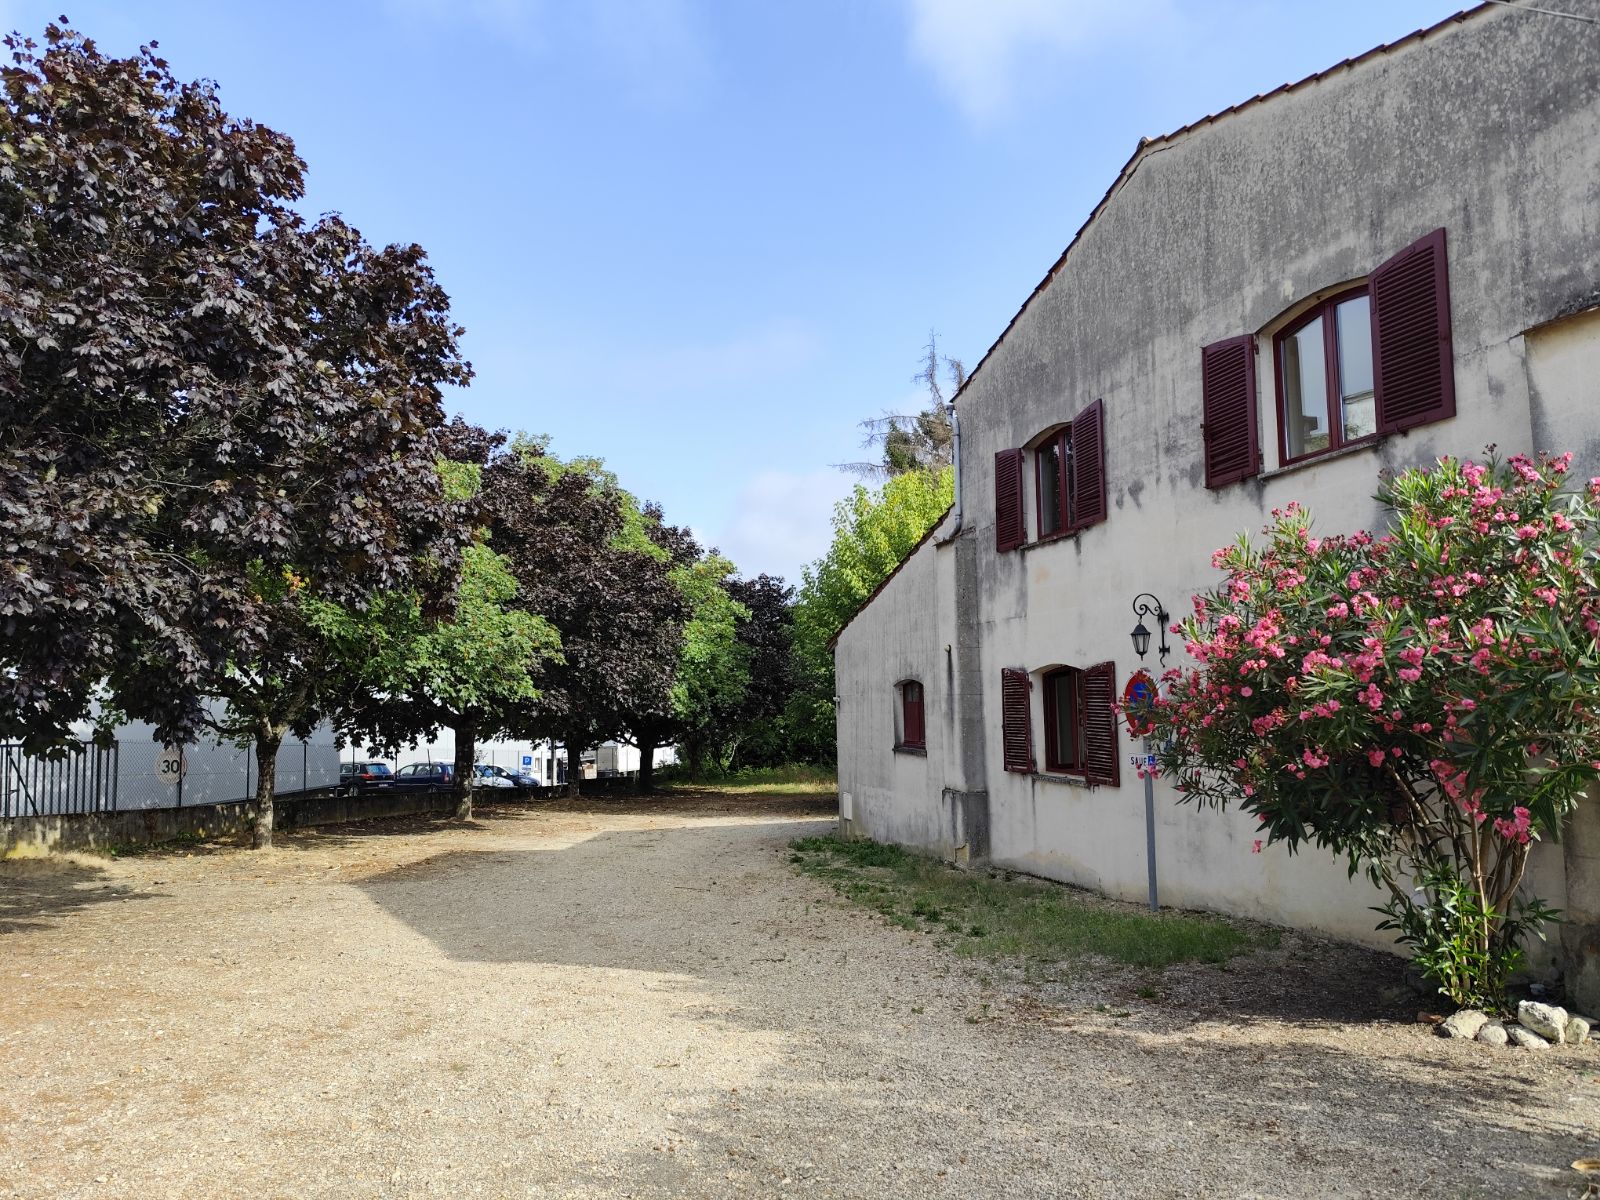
[452, 720, 477, 821]
[638, 737, 657, 795]
[252, 726, 284, 850]
[687, 736, 705, 781]
[565, 735, 583, 798]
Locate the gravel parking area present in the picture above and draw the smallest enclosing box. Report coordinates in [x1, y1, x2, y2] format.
[1, 791, 1597, 1199]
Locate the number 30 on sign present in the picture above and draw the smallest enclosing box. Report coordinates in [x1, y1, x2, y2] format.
[157, 748, 186, 784]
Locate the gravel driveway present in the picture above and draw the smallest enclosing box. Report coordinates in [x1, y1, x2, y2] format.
[1, 792, 1596, 1199]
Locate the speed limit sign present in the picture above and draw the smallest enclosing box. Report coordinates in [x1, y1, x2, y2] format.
[157, 747, 186, 784]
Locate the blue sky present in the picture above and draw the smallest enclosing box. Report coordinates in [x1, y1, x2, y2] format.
[13, 0, 1465, 584]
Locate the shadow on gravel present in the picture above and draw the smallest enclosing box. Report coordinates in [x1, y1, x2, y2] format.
[354, 821, 830, 975]
[0, 858, 155, 934]
[553, 1017, 1588, 1200]
[357, 820, 1406, 1032]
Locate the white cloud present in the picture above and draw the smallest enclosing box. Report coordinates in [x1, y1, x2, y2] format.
[713, 468, 857, 585]
[901, 0, 1176, 122]
[383, 0, 708, 103]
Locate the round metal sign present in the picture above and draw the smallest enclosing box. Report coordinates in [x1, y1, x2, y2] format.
[1122, 670, 1158, 735]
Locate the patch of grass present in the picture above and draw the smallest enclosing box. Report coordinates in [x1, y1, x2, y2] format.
[101, 830, 208, 859]
[788, 833, 1269, 970]
[661, 763, 837, 795]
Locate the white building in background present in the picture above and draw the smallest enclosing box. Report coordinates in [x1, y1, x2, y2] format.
[832, 4, 1600, 1010]
[349, 732, 676, 784]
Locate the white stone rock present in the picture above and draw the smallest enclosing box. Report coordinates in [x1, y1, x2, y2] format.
[1507, 1024, 1551, 1050]
[1440, 1009, 1488, 1039]
[1564, 1015, 1590, 1046]
[1476, 1019, 1508, 1047]
[1518, 1000, 1568, 1042]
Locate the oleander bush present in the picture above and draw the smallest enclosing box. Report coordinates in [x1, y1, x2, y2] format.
[1142, 453, 1600, 1008]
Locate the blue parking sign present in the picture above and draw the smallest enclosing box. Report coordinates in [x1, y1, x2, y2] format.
[522, 755, 533, 766]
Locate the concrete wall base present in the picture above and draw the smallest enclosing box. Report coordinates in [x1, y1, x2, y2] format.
[1, 789, 457, 856]
[942, 789, 989, 865]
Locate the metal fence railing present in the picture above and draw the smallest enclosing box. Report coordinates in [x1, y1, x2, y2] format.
[1, 743, 119, 818]
[2, 735, 341, 819]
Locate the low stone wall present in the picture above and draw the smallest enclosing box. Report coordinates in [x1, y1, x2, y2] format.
[0, 788, 456, 856]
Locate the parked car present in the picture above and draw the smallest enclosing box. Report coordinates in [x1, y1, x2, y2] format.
[393, 762, 455, 792]
[339, 761, 394, 796]
[476, 764, 540, 790]
[472, 765, 516, 790]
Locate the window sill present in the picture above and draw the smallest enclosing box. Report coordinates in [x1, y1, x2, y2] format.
[893, 744, 927, 757]
[1262, 436, 1381, 481]
[1031, 771, 1090, 788]
[1022, 530, 1078, 553]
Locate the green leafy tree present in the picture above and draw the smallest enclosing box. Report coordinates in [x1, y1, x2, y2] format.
[487, 441, 686, 795]
[326, 452, 562, 821]
[722, 574, 797, 770]
[0, 24, 471, 764]
[657, 553, 750, 784]
[329, 539, 560, 821]
[791, 466, 954, 761]
[1145, 453, 1600, 1007]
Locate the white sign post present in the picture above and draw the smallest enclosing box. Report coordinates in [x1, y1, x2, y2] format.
[157, 746, 186, 807]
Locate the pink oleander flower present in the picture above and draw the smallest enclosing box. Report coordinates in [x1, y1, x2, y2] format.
[1492, 807, 1532, 845]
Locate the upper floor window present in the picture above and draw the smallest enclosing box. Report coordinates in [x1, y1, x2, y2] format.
[996, 399, 1107, 553]
[1036, 430, 1071, 538]
[1201, 227, 1456, 488]
[1277, 290, 1375, 464]
[897, 679, 925, 751]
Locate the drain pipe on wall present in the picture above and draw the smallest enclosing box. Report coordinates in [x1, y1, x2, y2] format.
[935, 407, 962, 546]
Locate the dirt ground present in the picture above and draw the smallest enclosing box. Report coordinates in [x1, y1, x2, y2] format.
[1, 791, 1597, 1199]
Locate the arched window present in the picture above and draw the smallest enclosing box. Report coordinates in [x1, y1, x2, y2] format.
[897, 680, 925, 751]
[1275, 287, 1376, 464]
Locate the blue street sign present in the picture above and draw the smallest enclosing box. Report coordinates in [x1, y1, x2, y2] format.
[522, 755, 533, 766]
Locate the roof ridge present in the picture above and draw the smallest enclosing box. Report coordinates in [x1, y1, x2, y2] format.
[950, 4, 1494, 410]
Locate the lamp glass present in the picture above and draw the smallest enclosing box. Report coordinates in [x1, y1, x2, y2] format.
[1131, 621, 1151, 659]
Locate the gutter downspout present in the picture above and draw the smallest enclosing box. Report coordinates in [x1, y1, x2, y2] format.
[935, 406, 962, 546]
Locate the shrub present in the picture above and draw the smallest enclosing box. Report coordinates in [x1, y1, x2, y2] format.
[1144, 453, 1600, 1007]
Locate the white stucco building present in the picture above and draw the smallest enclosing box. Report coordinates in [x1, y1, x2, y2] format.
[832, 3, 1600, 1008]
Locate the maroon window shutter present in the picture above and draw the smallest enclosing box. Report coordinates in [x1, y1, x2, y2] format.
[1370, 228, 1455, 435]
[1081, 661, 1121, 787]
[903, 683, 925, 749]
[1069, 398, 1107, 530]
[994, 448, 1025, 552]
[1000, 668, 1034, 774]
[1200, 336, 1259, 490]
